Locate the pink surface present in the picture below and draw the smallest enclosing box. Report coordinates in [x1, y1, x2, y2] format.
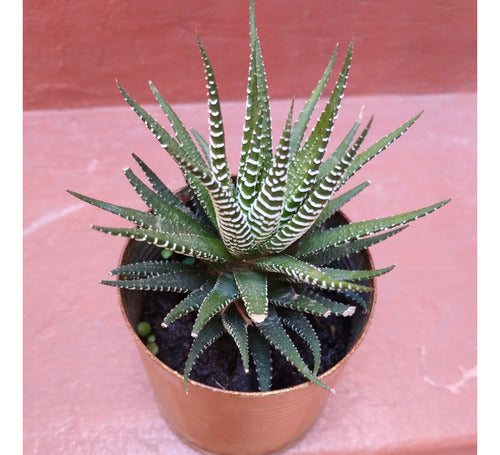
[24, 92, 476, 454]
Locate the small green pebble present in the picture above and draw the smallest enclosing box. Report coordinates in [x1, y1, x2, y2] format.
[147, 334, 156, 343]
[161, 249, 173, 260]
[182, 257, 196, 266]
[137, 321, 151, 338]
[147, 342, 159, 356]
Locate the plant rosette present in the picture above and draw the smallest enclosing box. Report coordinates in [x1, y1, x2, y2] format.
[69, 1, 449, 454]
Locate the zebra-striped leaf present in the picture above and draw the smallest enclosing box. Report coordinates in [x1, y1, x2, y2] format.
[246, 101, 294, 242]
[197, 37, 232, 190]
[249, 0, 272, 191]
[133, 154, 217, 232]
[250, 255, 372, 293]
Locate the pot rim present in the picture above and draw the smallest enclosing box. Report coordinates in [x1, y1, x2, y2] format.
[117, 210, 377, 398]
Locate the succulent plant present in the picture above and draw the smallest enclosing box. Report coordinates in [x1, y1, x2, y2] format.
[69, 1, 449, 391]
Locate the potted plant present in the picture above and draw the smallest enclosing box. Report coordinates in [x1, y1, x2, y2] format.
[69, 1, 449, 453]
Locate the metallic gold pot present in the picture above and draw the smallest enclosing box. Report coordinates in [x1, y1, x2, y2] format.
[117, 211, 376, 455]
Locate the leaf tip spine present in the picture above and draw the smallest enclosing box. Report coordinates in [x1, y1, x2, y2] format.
[250, 313, 267, 323]
[342, 306, 356, 317]
[358, 105, 365, 121]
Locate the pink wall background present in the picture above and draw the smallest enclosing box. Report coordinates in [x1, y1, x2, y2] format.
[24, 0, 476, 110]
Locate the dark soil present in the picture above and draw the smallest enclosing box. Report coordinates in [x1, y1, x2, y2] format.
[140, 289, 353, 392]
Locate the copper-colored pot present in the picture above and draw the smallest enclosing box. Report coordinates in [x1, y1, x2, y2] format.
[117, 211, 376, 455]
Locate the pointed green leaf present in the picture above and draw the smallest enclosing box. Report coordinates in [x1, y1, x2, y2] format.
[302, 226, 408, 266]
[191, 273, 239, 337]
[250, 255, 371, 293]
[149, 81, 209, 171]
[339, 112, 422, 186]
[343, 290, 369, 310]
[117, 83, 211, 182]
[233, 270, 268, 323]
[320, 264, 395, 281]
[222, 305, 250, 373]
[186, 183, 218, 234]
[310, 181, 370, 231]
[163, 280, 215, 327]
[248, 327, 272, 392]
[295, 200, 451, 258]
[191, 128, 211, 165]
[110, 260, 195, 277]
[92, 225, 232, 263]
[184, 318, 225, 390]
[68, 190, 161, 230]
[131, 153, 199, 220]
[299, 291, 358, 316]
[281, 42, 353, 224]
[123, 167, 214, 235]
[270, 294, 331, 317]
[289, 47, 338, 159]
[249, 0, 272, 189]
[278, 309, 321, 375]
[101, 269, 210, 293]
[256, 306, 329, 390]
[317, 120, 360, 182]
[184, 172, 218, 230]
[317, 115, 373, 185]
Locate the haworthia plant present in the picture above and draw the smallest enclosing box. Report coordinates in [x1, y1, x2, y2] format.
[69, 0, 450, 392]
